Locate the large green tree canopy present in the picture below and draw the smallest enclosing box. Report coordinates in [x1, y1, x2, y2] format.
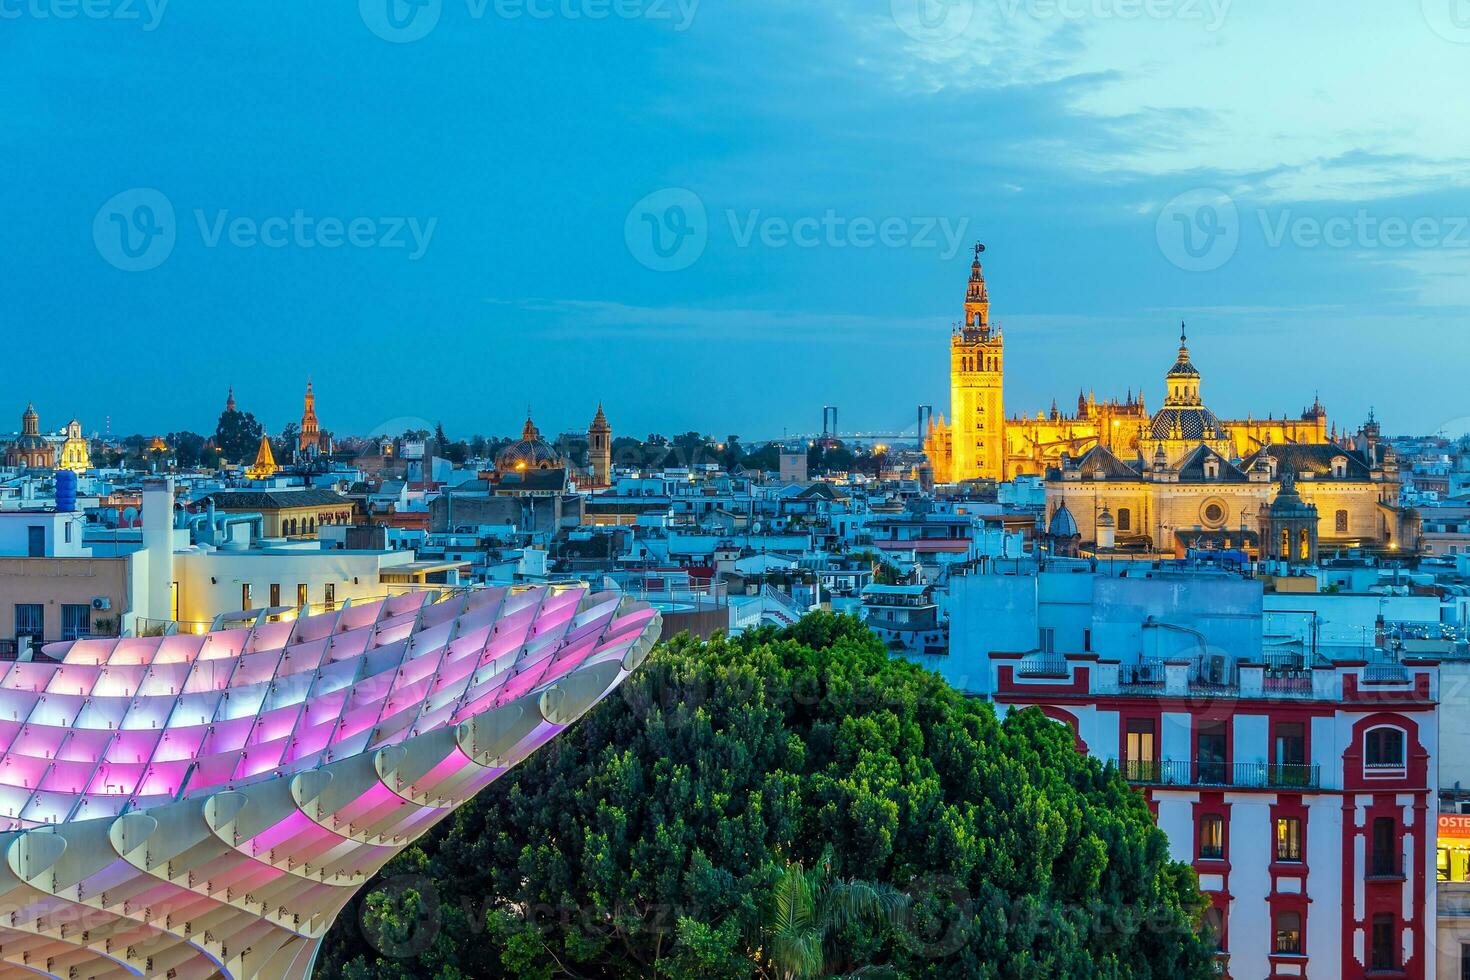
[318, 614, 1214, 979]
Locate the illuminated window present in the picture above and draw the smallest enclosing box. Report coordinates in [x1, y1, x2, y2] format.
[1275, 817, 1302, 862]
[1273, 911, 1302, 954]
[1298, 528, 1310, 559]
[1199, 815, 1224, 860]
[1280, 528, 1290, 558]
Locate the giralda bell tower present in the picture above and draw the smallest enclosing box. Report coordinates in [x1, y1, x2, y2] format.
[949, 243, 1005, 481]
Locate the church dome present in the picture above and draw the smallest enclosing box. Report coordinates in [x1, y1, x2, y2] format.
[496, 415, 564, 473]
[1048, 502, 1078, 538]
[1148, 405, 1225, 441]
[11, 403, 47, 450]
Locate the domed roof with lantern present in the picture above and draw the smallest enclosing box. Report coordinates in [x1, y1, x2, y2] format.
[495, 412, 565, 474]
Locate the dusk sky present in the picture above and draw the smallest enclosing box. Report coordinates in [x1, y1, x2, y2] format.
[5, 0, 1469, 443]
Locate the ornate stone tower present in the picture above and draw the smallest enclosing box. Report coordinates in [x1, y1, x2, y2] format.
[587, 403, 612, 486]
[949, 244, 1005, 481]
[1258, 468, 1319, 567]
[299, 377, 321, 455]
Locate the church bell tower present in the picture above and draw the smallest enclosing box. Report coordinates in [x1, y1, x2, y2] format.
[949, 244, 1005, 481]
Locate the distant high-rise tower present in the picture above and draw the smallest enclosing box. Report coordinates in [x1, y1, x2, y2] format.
[949, 243, 1005, 482]
[299, 377, 323, 455]
[588, 403, 612, 486]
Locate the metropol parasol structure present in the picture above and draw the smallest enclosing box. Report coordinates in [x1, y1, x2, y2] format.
[0, 585, 660, 978]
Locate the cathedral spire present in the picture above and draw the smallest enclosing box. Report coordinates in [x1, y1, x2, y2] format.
[962, 242, 990, 336]
[226, 385, 236, 413]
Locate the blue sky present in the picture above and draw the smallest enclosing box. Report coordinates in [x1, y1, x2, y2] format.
[3, 0, 1469, 443]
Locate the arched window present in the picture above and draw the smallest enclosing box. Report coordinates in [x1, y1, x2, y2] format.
[1365, 727, 1405, 767]
[1335, 509, 1348, 533]
[1298, 528, 1310, 559]
[1279, 528, 1290, 558]
[1117, 507, 1131, 531]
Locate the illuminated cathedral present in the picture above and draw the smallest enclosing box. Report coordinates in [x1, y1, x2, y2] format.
[924, 246, 1331, 483]
[923, 247, 1414, 554]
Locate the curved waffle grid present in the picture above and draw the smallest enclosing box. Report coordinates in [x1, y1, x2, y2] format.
[0, 585, 660, 978]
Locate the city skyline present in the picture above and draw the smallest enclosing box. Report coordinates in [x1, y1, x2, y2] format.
[3, 3, 1468, 438]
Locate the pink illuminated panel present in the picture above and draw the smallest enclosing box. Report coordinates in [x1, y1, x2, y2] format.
[0, 586, 649, 831]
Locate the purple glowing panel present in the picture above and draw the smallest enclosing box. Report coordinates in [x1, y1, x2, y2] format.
[0, 586, 656, 832]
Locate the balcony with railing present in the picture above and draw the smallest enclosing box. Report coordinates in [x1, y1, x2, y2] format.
[1113, 758, 1322, 790]
[993, 650, 1433, 705]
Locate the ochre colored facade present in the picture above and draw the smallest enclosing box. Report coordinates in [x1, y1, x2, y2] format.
[924, 252, 1332, 483]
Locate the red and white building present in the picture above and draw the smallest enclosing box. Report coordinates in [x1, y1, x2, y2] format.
[912, 565, 1443, 979]
[992, 651, 1438, 978]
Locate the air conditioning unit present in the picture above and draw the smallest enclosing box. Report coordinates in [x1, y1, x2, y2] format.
[90, 597, 112, 611]
[1203, 654, 1231, 685]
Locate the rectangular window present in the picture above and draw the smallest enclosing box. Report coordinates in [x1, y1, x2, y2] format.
[1198, 815, 1224, 860]
[1196, 721, 1229, 785]
[1125, 719, 1157, 781]
[324, 583, 336, 611]
[1371, 914, 1395, 970]
[14, 604, 44, 643]
[1039, 628, 1055, 654]
[26, 525, 44, 557]
[1336, 509, 1349, 533]
[269, 584, 281, 608]
[1273, 911, 1302, 954]
[297, 584, 308, 608]
[1460, 942, 1470, 980]
[1117, 507, 1131, 531]
[64, 521, 73, 544]
[1372, 817, 1398, 876]
[1083, 628, 1092, 652]
[1273, 721, 1307, 785]
[1275, 817, 1302, 862]
[241, 584, 252, 611]
[61, 604, 91, 641]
